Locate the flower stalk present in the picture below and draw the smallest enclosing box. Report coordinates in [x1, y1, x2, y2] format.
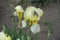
[48, 26, 51, 40]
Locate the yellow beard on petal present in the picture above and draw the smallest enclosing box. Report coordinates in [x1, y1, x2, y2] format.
[17, 11, 22, 20]
[31, 15, 39, 25]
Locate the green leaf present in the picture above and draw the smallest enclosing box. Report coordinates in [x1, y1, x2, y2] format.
[18, 29, 31, 40]
[10, 14, 18, 40]
[3, 24, 12, 37]
[18, 29, 23, 40]
[12, 26, 18, 40]
[24, 32, 28, 40]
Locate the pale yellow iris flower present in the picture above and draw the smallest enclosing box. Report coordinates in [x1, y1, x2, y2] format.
[14, 5, 24, 20]
[24, 6, 43, 25]
[0, 32, 12, 40]
[13, 5, 24, 28]
[24, 6, 43, 33]
[13, 6, 43, 33]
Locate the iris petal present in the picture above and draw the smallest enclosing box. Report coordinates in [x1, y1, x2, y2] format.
[22, 20, 27, 28]
[24, 6, 36, 20]
[15, 5, 24, 13]
[0, 32, 11, 40]
[30, 24, 40, 34]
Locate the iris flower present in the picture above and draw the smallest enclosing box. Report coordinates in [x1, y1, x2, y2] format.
[13, 5, 24, 20]
[13, 6, 43, 33]
[24, 6, 43, 24]
[13, 5, 24, 28]
[24, 6, 43, 33]
[0, 32, 11, 40]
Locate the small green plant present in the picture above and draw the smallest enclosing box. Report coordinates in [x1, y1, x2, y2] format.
[43, 20, 53, 40]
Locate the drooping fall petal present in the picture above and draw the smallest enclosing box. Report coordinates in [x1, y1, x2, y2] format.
[30, 24, 40, 34]
[22, 20, 27, 28]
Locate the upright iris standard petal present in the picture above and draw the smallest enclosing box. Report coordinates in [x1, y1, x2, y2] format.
[13, 5, 24, 16]
[31, 8, 43, 26]
[35, 8, 43, 17]
[30, 24, 40, 34]
[22, 20, 27, 28]
[15, 5, 24, 13]
[24, 6, 36, 20]
[0, 32, 12, 40]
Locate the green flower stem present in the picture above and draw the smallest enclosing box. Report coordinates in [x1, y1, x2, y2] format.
[48, 30, 51, 40]
[27, 28, 31, 40]
[18, 12, 22, 29]
[18, 20, 22, 29]
[48, 26, 51, 40]
[34, 33, 39, 40]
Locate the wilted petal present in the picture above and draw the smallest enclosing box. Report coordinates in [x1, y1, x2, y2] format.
[22, 20, 27, 28]
[30, 24, 40, 34]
